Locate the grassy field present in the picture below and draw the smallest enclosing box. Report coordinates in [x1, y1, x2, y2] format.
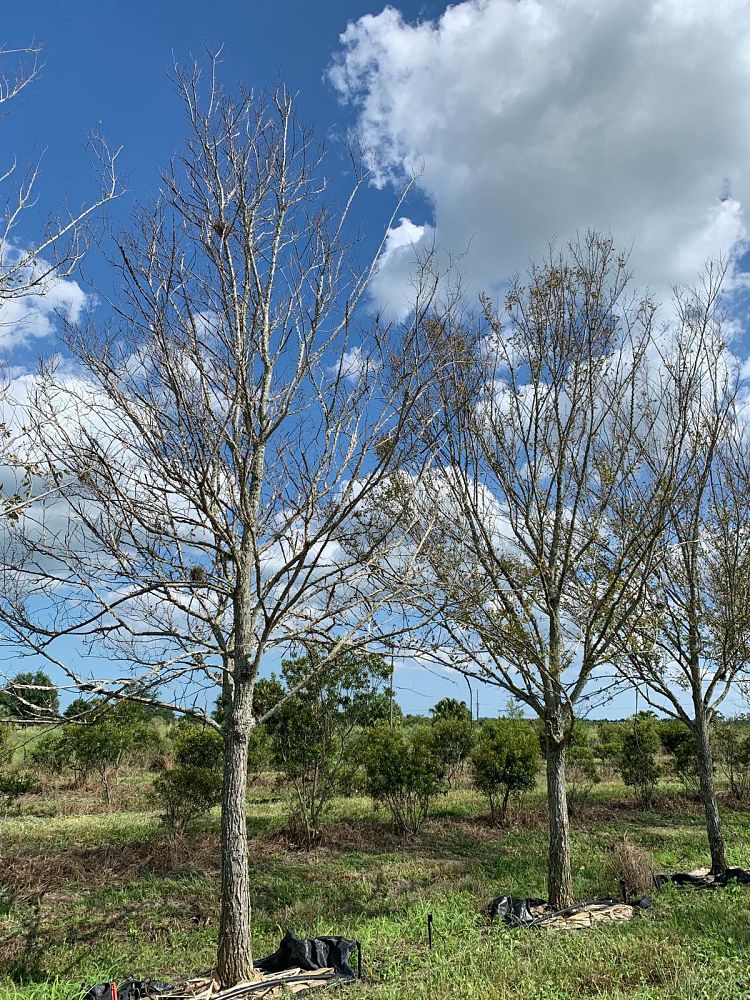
[2, 775, 750, 1000]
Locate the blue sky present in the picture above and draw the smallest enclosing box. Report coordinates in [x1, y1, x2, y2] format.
[3, 0, 750, 719]
[1, 0, 433, 304]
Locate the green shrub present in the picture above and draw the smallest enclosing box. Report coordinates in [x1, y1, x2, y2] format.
[660, 719, 699, 792]
[430, 717, 476, 785]
[361, 724, 446, 835]
[170, 723, 223, 769]
[430, 698, 472, 723]
[471, 718, 539, 825]
[714, 718, 750, 799]
[247, 725, 272, 781]
[266, 650, 390, 847]
[0, 728, 35, 819]
[0, 772, 36, 814]
[619, 715, 661, 807]
[29, 702, 164, 802]
[594, 721, 627, 778]
[29, 729, 74, 786]
[566, 724, 600, 818]
[153, 725, 223, 841]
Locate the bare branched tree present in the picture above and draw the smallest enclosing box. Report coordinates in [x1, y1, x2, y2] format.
[2, 60, 437, 985]
[620, 264, 749, 872]
[376, 234, 689, 907]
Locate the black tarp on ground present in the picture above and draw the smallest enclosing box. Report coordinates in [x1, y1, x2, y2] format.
[487, 867, 750, 932]
[488, 895, 548, 926]
[82, 980, 171, 1000]
[656, 867, 750, 890]
[81, 930, 359, 999]
[254, 930, 357, 979]
[488, 894, 651, 928]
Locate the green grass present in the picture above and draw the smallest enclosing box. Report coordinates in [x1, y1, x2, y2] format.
[2, 778, 750, 999]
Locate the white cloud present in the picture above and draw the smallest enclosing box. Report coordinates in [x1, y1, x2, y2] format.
[330, 0, 750, 311]
[369, 217, 435, 319]
[338, 344, 375, 382]
[0, 250, 89, 350]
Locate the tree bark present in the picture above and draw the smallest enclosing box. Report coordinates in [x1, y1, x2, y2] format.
[545, 733, 573, 908]
[695, 712, 728, 874]
[217, 672, 254, 986]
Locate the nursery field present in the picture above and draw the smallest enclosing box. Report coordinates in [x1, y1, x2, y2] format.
[2, 775, 750, 1000]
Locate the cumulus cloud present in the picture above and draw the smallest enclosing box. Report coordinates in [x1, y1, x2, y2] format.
[330, 0, 750, 311]
[0, 250, 89, 350]
[369, 217, 435, 319]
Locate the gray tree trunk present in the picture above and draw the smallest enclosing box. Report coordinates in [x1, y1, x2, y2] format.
[545, 731, 573, 908]
[217, 676, 253, 985]
[695, 712, 728, 874]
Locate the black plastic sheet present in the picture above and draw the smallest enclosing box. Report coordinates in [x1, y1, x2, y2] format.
[81, 930, 359, 999]
[656, 867, 750, 890]
[488, 893, 651, 927]
[255, 929, 358, 979]
[487, 895, 548, 926]
[82, 979, 172, 1000]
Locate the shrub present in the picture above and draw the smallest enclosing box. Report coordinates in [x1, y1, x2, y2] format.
[430, 698, 472, 724]
[29, 702, 164, 802]
[153, 725, 223, 843]
[72, 714, 162, 807]
[0, 726, 36, 828]
[566, 724, 600, 818]
[170, 722, 223, 769]
[247, 725, 272, 782]
[267, 650, 390, 847]
[471, 719, 540, 825]
[0, 728, 36, 822]
[430, 717, 476, 786]
[594, 721, 626, 779]
[714, 718, 750, 799]
[659, 719, 699, 793]
[29, 729, 76, 786]
[619, 715, 661, 807]
[0, 772, 36, 814]
[361, 724, 446, 835]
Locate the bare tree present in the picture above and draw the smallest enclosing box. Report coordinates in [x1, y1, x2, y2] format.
[620, 265, 749, 872]
[2, 60, 436, 985]
[379, 235, 687, 907]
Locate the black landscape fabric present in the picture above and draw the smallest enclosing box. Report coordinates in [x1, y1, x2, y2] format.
[656, 867, 750, 890]
[81, 930, 358, 999]
[254, 929, 358, 978]
[487, 894, 652, 927]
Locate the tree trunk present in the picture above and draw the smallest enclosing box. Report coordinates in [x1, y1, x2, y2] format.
[546, 735, 573, 908]
[500, 786, 511, 825]
[695, 712, 728, 874]
[217, 674, 254, 986]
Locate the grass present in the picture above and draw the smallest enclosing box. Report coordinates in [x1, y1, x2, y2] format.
[2, 778, 750, 999]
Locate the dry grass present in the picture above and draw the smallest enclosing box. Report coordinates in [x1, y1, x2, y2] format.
[604, 836, 656, 898]
[1, 835, 223, 904]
